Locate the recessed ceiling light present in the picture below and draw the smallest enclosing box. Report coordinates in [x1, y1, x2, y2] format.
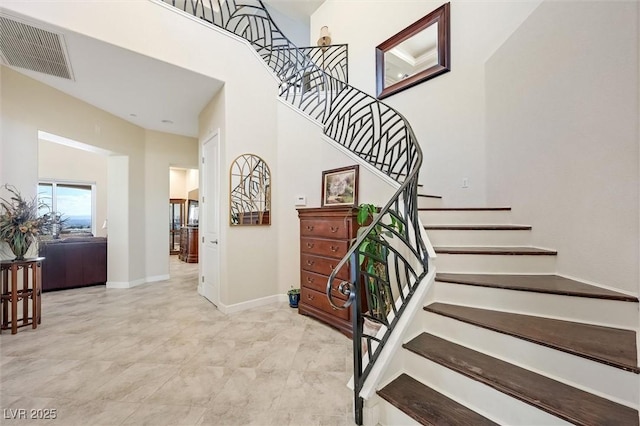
[161, 119, 173, 124]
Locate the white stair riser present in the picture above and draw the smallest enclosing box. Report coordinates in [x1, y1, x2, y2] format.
[426, 229, 532, 246]
[417, 197, 443, 208]
[420, 311, 639, 408]
[419, 210, 512, 225]
[434, 253, 557, 274]
[377, 398, 421, 426]
[402, 350, 571, 425]
[434, 281, 638, 329]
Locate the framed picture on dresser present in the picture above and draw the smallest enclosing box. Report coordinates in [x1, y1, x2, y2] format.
[321, 165, 359, 207]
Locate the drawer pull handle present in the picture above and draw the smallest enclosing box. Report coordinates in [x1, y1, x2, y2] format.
[306, 277, 314, 283]
[330, 245, 339, 252]
[306, 243, 314, 248]
[306, 260, 315, 266]
[306, 225, 314, 231]
[329, 264, 335, 270]
[307, 294, 314, 300]
[330, 226, 339, 233]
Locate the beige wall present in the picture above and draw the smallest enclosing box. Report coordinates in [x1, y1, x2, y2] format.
[169, 169, 187, 199]
[485, 1, 639, 293]
[145, 130, 198, 280]
[38, 139, 109, 238]
[311, 0, 541, 205]
[1, 66, 144, 285]
[1, 67, 199, 287]
[169, 168, 199, 199]
[186, 169, 199, 195]
[199, 62, 281, 306]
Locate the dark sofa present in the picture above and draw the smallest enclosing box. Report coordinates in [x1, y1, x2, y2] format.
[38, 237, 107, 292]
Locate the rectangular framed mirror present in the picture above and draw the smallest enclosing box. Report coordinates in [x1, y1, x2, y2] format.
[376, 2, 450, 99]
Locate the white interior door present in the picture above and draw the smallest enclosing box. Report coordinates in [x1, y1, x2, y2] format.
[201, 133, 219, 306]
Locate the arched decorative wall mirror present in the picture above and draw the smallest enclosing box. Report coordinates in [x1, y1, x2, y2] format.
[229, 154, 271, 226]
[376, 2, 450, 99]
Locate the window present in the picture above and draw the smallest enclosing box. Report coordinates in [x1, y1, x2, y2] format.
[38, 181, 95, 235]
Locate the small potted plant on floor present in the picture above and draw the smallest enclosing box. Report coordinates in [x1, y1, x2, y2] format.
[287, 287, 301, 308]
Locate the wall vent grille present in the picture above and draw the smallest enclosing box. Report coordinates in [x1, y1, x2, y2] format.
[0, 15, 73, 80]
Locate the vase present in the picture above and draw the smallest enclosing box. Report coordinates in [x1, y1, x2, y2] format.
[10, 233, 29, 260]
[362, 316, 383, 354]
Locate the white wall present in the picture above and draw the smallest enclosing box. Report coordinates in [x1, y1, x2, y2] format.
[145, 130, 198, 281]
[311, 0, 541, 205]
[38, 139, 109, 238]
[485, 1, 639, 293]
[275, 103, 398, 295]
[185, 169, 199, 194]
[199, 60, 280, 306]
[169, 168, 199, 199]
[263, 3, 310, 47]
[169, 169, 187, 199]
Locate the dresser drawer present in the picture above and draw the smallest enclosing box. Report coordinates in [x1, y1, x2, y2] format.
[301, 254, 350, 281]
[301, 287, 349, 320]
[300, 237, 350, 258]
[301, 270, 349, 300]
[300, 218, 351, 239]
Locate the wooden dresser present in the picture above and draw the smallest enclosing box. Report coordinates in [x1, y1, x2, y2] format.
[297, 206, 363, 337]
[179, 226, 199, 263]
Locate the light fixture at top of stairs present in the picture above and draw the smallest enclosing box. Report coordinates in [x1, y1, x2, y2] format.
[317, 26, 331, 49]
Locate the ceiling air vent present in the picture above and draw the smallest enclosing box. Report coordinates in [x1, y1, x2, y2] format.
[0, 15, 73, 80]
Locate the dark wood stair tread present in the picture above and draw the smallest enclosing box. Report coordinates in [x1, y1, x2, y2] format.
[425, 303, 639, 373]
[434, 246, 557, 255]
[418, 194, 443, 199]
[377, 373, 497, 426]
[419, 207, 511, 211]
[404, 333, 639, 425]
[436, 273, 638, 302]
[425, 225, 531, 231]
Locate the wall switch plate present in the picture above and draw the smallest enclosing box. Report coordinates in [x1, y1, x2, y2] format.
[295, 195, 307, 206]
[462, 178, 469, 188]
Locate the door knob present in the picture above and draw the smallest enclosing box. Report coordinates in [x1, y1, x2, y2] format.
[211, 240, 218, 244]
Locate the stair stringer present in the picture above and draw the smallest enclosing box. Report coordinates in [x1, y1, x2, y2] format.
[348, 267, 437, 425]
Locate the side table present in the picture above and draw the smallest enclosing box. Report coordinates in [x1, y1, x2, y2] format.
[0, 257, 44, 334]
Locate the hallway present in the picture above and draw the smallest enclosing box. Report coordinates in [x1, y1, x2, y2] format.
[1, 257, 353, 425]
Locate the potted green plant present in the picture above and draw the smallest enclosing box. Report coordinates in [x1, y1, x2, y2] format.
[287, 287, 301, 308]
[356, 203, 403, 323]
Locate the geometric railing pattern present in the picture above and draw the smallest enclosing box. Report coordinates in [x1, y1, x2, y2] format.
[281, 43, 348, 85]
[161, 1, 429, 424]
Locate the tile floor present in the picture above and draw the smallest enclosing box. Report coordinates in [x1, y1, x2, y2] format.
[0, 257, 355, 425]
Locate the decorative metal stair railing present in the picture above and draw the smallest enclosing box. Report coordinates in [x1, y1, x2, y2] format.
[160, 1, 429, 424]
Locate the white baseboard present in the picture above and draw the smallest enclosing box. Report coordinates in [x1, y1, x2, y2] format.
[217, 294, 288, 314]
[146, 274, 170, 283]
[107, 279, 143, 289]
[106, 274, 168, 289]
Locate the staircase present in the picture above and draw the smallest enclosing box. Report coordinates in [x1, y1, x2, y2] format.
[374, 200, 639, 425]
[156, 2, 638, 423]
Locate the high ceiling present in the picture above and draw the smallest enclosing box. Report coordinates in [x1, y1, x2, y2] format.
[264, 0, 325, 21]
[0, 0, 325, 138]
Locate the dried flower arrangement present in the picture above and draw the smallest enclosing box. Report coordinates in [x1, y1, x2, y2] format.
[0, 185, 54, 260]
